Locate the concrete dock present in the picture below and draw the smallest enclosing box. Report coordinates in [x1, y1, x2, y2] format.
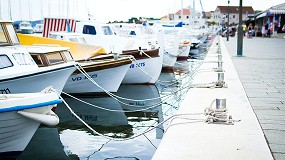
[152, 35, 284, 160]
[224, 36, 285, 160]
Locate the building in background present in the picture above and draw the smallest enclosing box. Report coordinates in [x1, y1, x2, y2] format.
[213, 6, 254, 27]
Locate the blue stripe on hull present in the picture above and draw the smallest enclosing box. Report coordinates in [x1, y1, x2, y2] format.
[0, 99, 62, 113]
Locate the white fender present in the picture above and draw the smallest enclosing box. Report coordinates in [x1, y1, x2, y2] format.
[18, 110, 59, 126]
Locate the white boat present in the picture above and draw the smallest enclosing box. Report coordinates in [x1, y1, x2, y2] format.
[177, 41, 191, 61]
[0, 87, 61, 159]
[0, 21, 76, 94]
[75, 21, 164, 84]
[19, 45, 132, 94]
[38, 18, 164, 85]
[33, 23, 44, 33]
[65, 54, 132, 94]
[19, 21, 34, 34]
[155, 26, 188, 67]
[112, 24, 165, 83]
[121, 48, 162, 84]
[0, 47, 76, 94]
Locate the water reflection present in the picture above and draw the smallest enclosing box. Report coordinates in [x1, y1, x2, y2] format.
[17, 39, 210, 160]
[57, 84, 164, 159]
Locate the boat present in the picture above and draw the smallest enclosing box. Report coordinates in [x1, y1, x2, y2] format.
[52, 30, 163, 84]
[74, 21, 164, 84]
[177, 40, 191, 61]
[0, 47, 76, 94]
[0, 21, 76, 94]
[18, 21, 34, 34]
[19, 18, 164, 85]
[16, 45, 132, 94]
[0, 87, 61, 159]
[33, 23, 44, 33]
[121, 48, 162, 84]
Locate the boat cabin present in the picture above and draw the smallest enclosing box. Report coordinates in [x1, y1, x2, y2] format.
[16, 46, 74, 67]
[0, 47, 39, 77]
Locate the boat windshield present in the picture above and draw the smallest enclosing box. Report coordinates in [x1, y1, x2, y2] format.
[6, 24, 20, 44]
[0, 55, 13, 69]
[61, 51, 74, 61]
[46, 52, 65, 64]
[20, 23, 32, 27]
[0, 24, 9, 45]
[12, 53, 35, 65]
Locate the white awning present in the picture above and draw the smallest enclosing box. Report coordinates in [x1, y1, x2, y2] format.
[256, 9, 285, 19]
[268, 9, 285, 14]
[256, 12, 267, 19]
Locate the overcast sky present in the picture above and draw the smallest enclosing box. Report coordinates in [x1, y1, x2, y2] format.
[0, 0, 284, 22]
[87, 0, 285, 22]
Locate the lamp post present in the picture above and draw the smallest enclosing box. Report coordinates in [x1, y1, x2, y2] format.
[237, 0, 243, 56]
[227, 0, 230, 41]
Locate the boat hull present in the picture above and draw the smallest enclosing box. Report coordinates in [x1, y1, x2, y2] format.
[63, 62, 130, 94]
[122, 56, 162, 84]
[177, 44, 191, 61]
[0, 89, 61, 159]
[0, 64, 75, 94]
[162, 51, 178, 68]
[0, 106, 54, 159]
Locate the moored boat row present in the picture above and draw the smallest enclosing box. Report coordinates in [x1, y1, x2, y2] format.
[0, 18, 214, 159]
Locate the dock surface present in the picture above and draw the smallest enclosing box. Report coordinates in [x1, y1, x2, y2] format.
[152, 36, 285, 160]
[224, 36, 285, 160]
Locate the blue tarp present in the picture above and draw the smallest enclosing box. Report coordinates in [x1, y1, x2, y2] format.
[162, 21, 183, 27]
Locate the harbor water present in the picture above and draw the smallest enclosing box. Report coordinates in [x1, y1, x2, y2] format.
[17, 45, 210, 160]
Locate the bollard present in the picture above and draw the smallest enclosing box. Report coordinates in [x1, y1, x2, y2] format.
[217, 61, 223, 72]
[217, 47, 221, 54]
[218, 54, 222, 61]
[216, 98, 226, 109]
[218, 72, 224, 82]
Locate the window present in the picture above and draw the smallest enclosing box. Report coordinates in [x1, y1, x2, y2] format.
[46, 52, 64, 64]
[0, 55, 13, 69]
[233, 15, 235, 18]
[62, 51, 73, 61]
[31, 54, 44, 66]
[179, 16, 181, 19]
[186, 16, 189, 19]
[6, 24, 19, 44]
[83, 25, 96, 35]
[102, 26, 113, 35]
[129, 31, 136, 36]
[78, 37, 87, 44]
[69, 37, 79, 43]
[12, 53, 35, 65]
[0, 24, 8, 44]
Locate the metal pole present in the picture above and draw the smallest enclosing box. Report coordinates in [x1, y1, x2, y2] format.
[237, 0, 243, 56]
[227, 0, 230, 41]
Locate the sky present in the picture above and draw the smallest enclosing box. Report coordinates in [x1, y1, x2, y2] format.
[87, 0, 285, 22]
[0, 0, 284, 22]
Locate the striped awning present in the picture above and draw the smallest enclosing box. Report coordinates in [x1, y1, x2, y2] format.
[257, 9, 285, 19]
[256, 12, 267, 19]
[268, 9, 285, 15]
